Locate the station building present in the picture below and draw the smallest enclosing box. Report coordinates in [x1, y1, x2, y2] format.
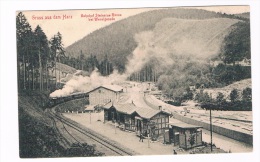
[102, 102, 171, 140]
[88, 85, 123, 106]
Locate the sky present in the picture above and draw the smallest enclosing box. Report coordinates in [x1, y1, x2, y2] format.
[21, 6, 249, 48]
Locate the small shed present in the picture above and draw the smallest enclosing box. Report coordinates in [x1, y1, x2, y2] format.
[169, 122, 203, 149]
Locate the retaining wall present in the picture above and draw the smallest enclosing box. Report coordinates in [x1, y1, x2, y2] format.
[144, 96, 253, 145]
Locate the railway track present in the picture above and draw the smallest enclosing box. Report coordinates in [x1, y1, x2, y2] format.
[46, 109, 134, 156]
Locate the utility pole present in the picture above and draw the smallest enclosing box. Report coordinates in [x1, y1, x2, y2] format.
[210, 108, 213, 152]
[115, 121, 117, 134]
[148, 133, 150, 148]
[89, 111, 91, 124]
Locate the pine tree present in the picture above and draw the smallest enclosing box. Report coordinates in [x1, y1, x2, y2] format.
[230, 89, 239, 103]
[16, 12, 33, 90]
[34, 25, 50, 90]
[50, 32, 65, 89]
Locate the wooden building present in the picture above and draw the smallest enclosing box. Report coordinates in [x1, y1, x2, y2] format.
[102, 102, 171, 140]
[88, 85, 123, 106]
[135, 106, 170, 139]
[103, 102, 138, 131]
[168, 122, 202, 149]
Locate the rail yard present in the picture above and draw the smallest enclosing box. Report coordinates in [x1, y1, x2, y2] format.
[47, 81, 252, 155]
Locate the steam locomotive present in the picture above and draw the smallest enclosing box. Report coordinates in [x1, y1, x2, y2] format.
[48, 92, 89, 107]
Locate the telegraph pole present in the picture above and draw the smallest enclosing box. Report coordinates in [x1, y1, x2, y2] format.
[148, 133, 150, 148]
[115, 121, 117, 134]
[89, 111, 91, 124]
[210, 108, 213, 152]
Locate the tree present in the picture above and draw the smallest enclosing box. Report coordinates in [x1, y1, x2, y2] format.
[34, 25, 50, 90]
[16, 12, 33, 90]
[183, 87, 193, 100]
[216, 92, 226, 110]
[216, 92, 225, 104]
[220, 21, 250, 65]
[230, 89, 239, 103]
[242, 87, 252, 101]
[50, 32, 65, 88]
[79, 50, 85, 70]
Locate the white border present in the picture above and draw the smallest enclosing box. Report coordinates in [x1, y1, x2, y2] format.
[1, 1, 259, 162]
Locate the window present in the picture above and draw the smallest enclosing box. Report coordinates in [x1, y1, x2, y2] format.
[98, 90, 101, 93]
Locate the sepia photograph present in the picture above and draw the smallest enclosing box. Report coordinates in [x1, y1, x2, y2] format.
[1, 1, 260, 162]
[16, 6, 253, 157]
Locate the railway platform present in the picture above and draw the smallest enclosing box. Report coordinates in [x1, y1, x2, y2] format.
[63, 112, 182, 155]
[63, 111, 252, 154]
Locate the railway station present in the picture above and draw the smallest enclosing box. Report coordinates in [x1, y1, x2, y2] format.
[88, 85, 124, 105]
[101, 102, 171, 141]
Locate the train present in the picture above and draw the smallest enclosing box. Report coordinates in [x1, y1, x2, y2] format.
[48, 92, 89, 107]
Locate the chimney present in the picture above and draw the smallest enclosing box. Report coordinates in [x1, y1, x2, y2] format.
[158, 106, 162, 111]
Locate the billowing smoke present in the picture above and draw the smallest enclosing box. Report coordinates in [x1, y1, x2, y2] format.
[50, 18, 237, 98]
[125, 31, 174, 75]
[49, 69, 127, 98]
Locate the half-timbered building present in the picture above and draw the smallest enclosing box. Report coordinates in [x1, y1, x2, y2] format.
[102, 102, 171, 140]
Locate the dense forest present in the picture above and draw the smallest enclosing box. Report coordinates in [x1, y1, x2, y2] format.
[17, 12, 65, 91]
[65, 8, 249, 72]
[156, 19, 251, 105]
[64, 9, 251, 106]
[16, 12, 102, 157]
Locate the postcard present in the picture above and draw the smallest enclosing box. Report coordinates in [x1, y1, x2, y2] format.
[15, 5, 254, 160]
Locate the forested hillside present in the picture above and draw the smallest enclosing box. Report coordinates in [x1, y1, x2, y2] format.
[65, 8, 227, 72]
[64, 9, 250, 103]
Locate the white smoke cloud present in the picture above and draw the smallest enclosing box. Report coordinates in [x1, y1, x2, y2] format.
[125, 31, 173, 75]
[50, 18, 236, 98]
[50, 69, 127, 98]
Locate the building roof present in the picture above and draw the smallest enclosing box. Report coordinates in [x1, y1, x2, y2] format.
[102, 84, 123, 92]
[113, 103, 137, 115]
[84, 105, 95, 111]
[88, 84, 123, 93]
[135, 106, 171, 119]
[169, 122, 202, 129]
[103, 102, 113, 109]
[135, 107, 161, 119]
[103, 102, 171, 119]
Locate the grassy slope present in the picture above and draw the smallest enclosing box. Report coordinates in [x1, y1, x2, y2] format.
[203, 78, 251, 99]
[150, 18, 239, 58]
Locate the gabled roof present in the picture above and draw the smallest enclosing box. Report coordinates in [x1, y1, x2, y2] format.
[88, 84, 123, 93]
[113, 103, 137, 115]
[135, 107, 161, 119]
[102, 84, 123, 92]
[102, 101, 171, 119]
